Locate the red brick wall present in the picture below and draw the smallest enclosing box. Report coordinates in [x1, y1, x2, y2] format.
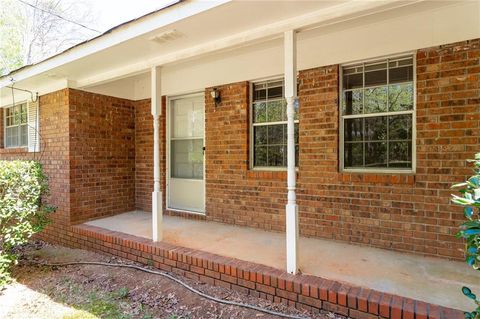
[201, 39, 479, 259]
[134, 99, 153, 212]
[205, 82, 286, 230]
[0, 89, 72, 243]
[68, 89, 136, 223]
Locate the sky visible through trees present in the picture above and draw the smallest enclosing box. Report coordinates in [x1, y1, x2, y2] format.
[0, 0, 173, 76]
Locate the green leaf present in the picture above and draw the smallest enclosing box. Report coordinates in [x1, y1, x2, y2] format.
[452, 182, 468, 189]
[464, 207, 474, 219]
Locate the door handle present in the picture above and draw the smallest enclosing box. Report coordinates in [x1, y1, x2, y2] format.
[203, 146, 206, 154]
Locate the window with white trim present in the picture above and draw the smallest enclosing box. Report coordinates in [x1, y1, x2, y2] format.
[4, 103, 28, 148]
[251, 79, 298, 168]
[341, 55, 414, 171]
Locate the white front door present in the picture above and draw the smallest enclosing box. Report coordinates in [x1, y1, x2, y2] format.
[168, 94, 205, 213]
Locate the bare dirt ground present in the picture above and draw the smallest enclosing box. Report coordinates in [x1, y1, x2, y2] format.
[0, 242, 342, 319]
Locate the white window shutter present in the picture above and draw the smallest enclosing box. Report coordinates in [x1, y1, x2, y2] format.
[27, 101, 40, 152]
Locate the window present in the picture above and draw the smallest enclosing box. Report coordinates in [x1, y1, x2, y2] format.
[251, 79, 298, 169]
[340, 55, 415, 171]
[4, 103, 28, 148]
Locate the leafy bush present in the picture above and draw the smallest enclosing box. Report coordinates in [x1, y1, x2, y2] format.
[0, 161, 54, 286]
[451, 153, 480, 319]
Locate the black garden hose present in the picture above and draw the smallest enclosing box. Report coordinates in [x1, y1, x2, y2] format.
[29, 260, 309, 319]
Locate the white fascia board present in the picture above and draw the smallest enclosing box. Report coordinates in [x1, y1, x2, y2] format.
[76, 0, 425, 88]
[0, 0, 230, 89]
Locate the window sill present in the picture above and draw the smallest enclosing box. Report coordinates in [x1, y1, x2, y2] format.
[0, 147, 28, 154]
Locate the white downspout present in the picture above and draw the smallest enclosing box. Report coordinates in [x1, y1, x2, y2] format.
[151, 65, 163, 242]
[284, 30, 299, 274]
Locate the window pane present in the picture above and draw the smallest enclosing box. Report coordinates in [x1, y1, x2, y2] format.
[344, 142, 363, 167]
[171, 99, 204, 138]
[365, 61, 387, 72]
[13, 107, 20, 125]
[20, 104, 27, 124]
[268, 124, 284, 145]
[253, 102, 266, 123]
[295, 145, 299, 167]
[21, 112, 27, 124]
[389, 83, 413, 111]
[171, 139, 203, 179]
[267, 84, 283, 99]
[267, 100, 284, 122]
[389, 65, 413, 83]
[342, 90, 363, 115]
[254, 146, 267, 166]
[6, 126, 18, 147]
[390, 57, 413, 67]
[251, 78, 299, 168]
[254, 126, 267, 145]
[364, 86, 387, 113]
[389, 141, 412, 168]
[343, 70, 363, 90]
[294, 99, 299, 120]
[365, 68, 387, 87]
[294, 123, 299, 144]
[253, 83, 266, 101]
[344, 118, 363, 142]
[267, 145, 284, 166]
[389, 115, 412, 140]
[365, 116, 387, 141]
[20, 125, 28, 146]
[365, 142, 387, 167]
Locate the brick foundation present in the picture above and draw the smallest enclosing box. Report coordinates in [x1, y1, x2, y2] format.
[66, 223, 463, 319]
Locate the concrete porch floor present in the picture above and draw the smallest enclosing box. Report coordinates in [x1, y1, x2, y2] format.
[86, 211, 479, 311]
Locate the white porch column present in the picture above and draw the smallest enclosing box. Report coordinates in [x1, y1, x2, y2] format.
[284, 30, 298, 275]
[151, 65, 163, 242]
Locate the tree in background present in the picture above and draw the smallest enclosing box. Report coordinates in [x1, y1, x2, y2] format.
[0, 0, 98, 76]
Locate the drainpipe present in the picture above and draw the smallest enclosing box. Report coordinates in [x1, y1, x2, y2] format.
[284, 30, 299, 274]
[151, 66, 163, 242]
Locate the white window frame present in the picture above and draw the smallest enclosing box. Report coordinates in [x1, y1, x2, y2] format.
[3, 101, 29, 149]
[249, 77, 299, 171]
[339, 52, 417, 174]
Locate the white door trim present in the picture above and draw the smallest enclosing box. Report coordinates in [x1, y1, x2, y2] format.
[166, 92, 206, 215]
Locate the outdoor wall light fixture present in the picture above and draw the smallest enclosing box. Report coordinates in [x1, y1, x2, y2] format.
[211, 88, 221, 106]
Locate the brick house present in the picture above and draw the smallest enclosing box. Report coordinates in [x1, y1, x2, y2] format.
[0, 1, 479, 318]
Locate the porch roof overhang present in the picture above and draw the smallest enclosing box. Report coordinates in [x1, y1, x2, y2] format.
[2, 0, 470, 105]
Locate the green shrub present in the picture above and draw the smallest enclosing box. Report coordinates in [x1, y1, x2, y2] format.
[0, 160, 54, 286]
[451, 153, 480, 319]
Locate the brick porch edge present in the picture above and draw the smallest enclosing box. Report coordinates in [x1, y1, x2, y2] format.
[66, 224, 463, 319]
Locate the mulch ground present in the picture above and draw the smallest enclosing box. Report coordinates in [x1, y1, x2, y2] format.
[0, 242, 343, 319]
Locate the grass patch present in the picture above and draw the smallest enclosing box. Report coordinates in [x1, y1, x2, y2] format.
[44, 278, 151, 319]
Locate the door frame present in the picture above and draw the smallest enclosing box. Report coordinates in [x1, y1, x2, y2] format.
[166, 91, 206, 215]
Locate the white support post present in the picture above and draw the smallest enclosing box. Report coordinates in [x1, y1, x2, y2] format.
[284, 30, 298, 275]
[151, 66, 163, 242]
